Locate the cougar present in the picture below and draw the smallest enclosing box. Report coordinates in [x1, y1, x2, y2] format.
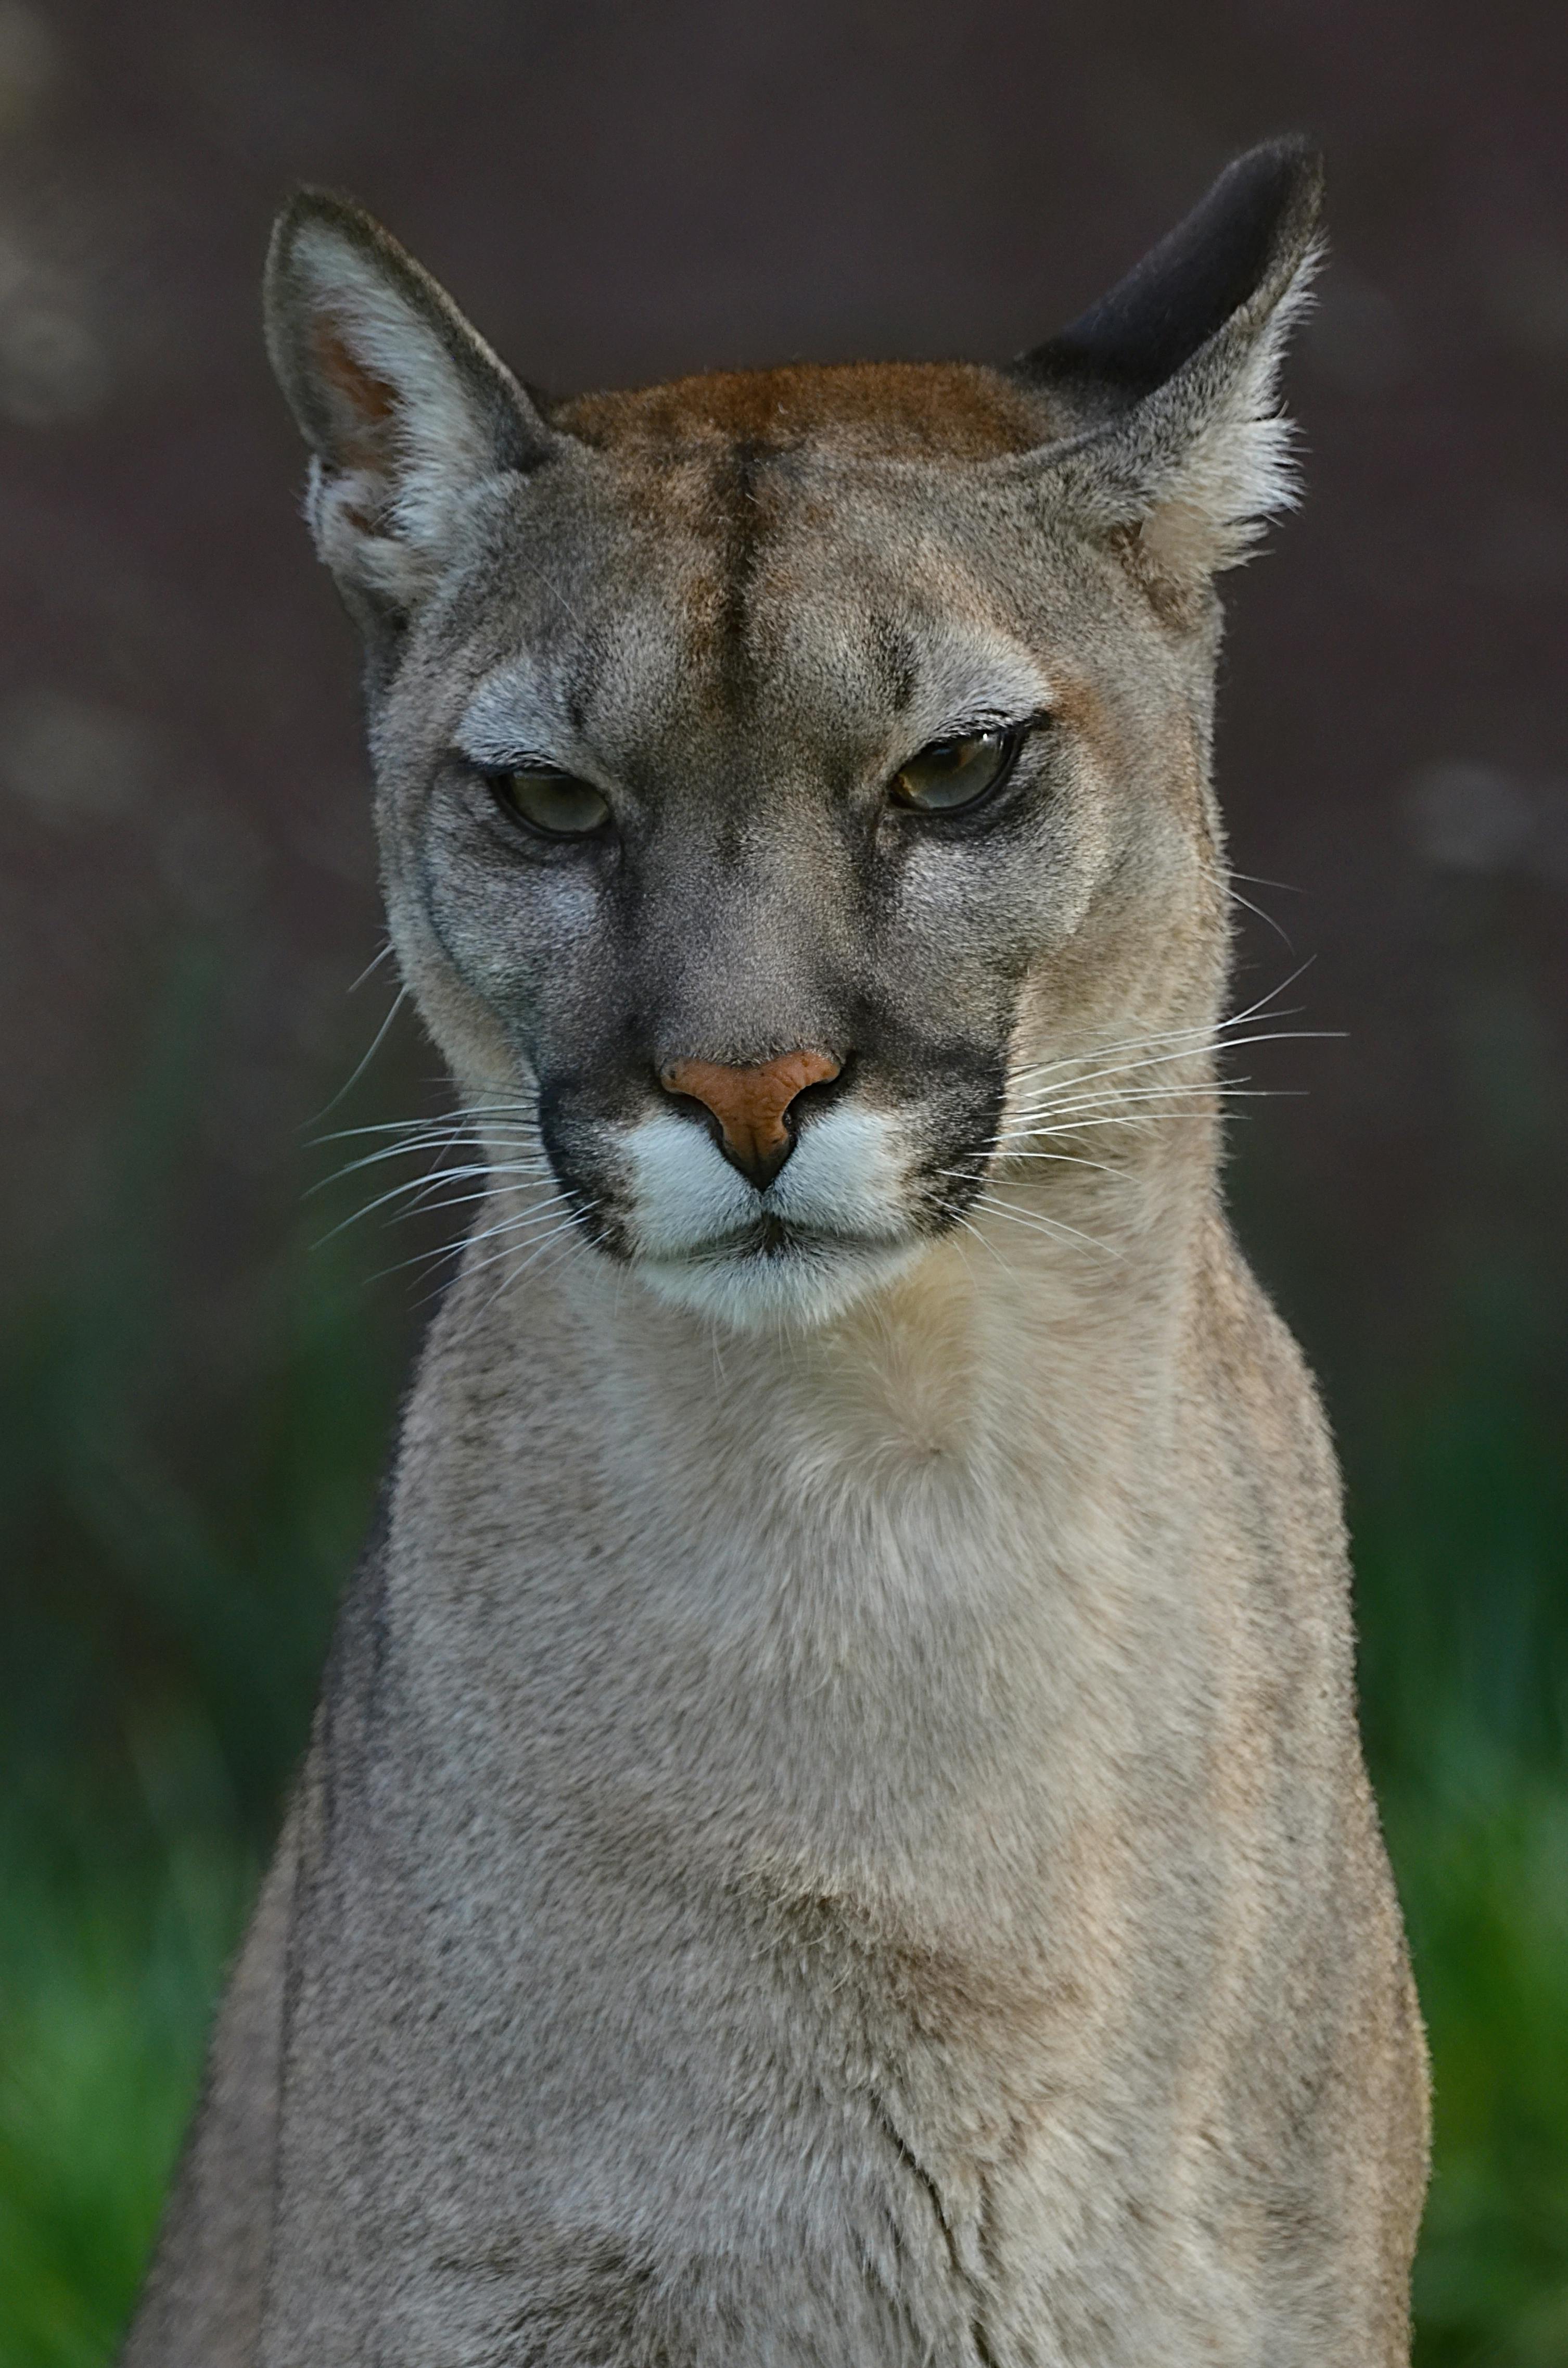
[122, 138, 1429, 2366]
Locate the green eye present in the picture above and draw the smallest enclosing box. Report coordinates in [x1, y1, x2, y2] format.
[489, 767, 611, 839]
[889, 727, 1018, 816]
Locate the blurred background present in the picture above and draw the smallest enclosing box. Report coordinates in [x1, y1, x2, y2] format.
[0, 0, 1563, 2359]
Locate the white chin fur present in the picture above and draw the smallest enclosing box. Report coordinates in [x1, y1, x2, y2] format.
[621, 1104, 919, 1332]
[637, 1235, 922, 1332]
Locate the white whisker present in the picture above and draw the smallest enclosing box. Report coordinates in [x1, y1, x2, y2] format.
[460, 1199, 578, 1260]
[315, 1134, 551, 1189]
[976, 1194, 1123, 1259]
[993, 1092, 1289, 1151]
[310, 1099, 543, 1147]
[1005, 969, 1318, 1102]
[939, 1149, 1134, 1185]
[367, 1192, 577, 1288]
[347, 939, 397, 994]
[1008, 1081, 1270, 1125]
[942, 1200, 1011, 1276]
[457, 1212, 590, 1325]
[1229, 887, 1294, 950]
[1007, 1028, 1338, 1123]
[991, 1112, 1233, 1145]
[314, 1165, 567, 1249]
[309, 987, 410, 1123]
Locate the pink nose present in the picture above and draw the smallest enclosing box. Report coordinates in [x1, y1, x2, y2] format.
[659, 1049, 843, 1188]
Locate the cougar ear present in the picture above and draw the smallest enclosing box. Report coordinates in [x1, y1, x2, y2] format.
[264, 189, 559, 614]
[1015, 138, 1324, 580]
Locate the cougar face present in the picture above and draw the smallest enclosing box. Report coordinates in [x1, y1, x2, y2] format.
[268, 149, 1315, 1327]
[382, 428, 1207, 1326]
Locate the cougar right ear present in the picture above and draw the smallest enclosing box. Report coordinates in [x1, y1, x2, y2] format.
[264, 190, 560, 615]
[1012, 140, 1324, 582]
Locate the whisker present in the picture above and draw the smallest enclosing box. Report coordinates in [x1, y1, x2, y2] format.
[310, 1103, 542, 1148]
[365, 1193, 577, 1288]
[459, 1199, 579, 1258]
[312, 1163, 564, 1248]
[1005, 967, 1320, 1101]
[940, 1200, 1011, 1276]
[313, 1133, 551, 1188]
[463, 1217, 583, 1283]
[990, 1108, 1275, 1147]
[347, 939, 397, 994]
[455, 1213, 590, 1323]
[1008, 1080, 1274, 1122]
[308, 987, 410, 1123]
[312, 1166, 494, 1244]
[1226, 958, 1319, 1024]
[1229, 887, 1294, 951]
[310, 1135, 488, 1192]
[939, 1148, 1135, 1185]
[995, 1086, 1291, 1148]
[975, 1194, 1124, 1260]
[1008, 1028, 1339, 1122]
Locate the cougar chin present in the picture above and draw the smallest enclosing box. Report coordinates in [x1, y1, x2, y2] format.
[635, 1226, 924, 1331]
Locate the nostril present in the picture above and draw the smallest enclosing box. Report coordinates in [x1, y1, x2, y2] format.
[658, 1050, 843, 1190]
[785, 1053, 852, 1128]
[660, 1083, 729, 1163]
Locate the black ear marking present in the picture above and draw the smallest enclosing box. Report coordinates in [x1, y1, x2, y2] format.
[1016, 137, 1324, 404]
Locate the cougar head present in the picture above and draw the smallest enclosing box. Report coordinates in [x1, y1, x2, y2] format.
[265, 143, 1321, 1331]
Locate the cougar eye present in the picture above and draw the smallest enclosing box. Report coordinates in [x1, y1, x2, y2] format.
[889, 726, 1019, 816]
[488, 766, 611, 839]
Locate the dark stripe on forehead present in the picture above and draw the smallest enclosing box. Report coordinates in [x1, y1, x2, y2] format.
[691, 438, 919, 744]
[711, 437, 770, 713]
[866, 615, 919, 713]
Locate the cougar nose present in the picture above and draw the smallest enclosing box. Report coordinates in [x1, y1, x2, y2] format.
[658, 1050, 843, 1190]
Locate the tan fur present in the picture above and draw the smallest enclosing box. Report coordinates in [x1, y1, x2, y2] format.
[556, 361, 1071, 458]
[124, 142, 1428, 2366]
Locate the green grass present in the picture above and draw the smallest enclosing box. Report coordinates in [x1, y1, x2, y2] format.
[1397, 1769, 1568, 2365]
[0, 953, 409, 2362]
[1, 971, 1564, 2364]
[0, 1822, 253, 2368]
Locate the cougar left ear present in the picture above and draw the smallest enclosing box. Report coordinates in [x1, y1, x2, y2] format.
[264, 189, 561, 616]
[1015, 138, 1324, 580]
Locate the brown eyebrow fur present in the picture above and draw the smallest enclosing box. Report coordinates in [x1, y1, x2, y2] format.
[551, 360, 1069, 462]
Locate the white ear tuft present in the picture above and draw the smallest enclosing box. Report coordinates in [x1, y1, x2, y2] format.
[264, 192, 555, 613]
[1135, 239, 1322, 578]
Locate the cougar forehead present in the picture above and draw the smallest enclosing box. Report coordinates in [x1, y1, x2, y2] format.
[530, 360, 1091, 737]
[447, 424, 1077, 788]
[551, 359, 1075, 462]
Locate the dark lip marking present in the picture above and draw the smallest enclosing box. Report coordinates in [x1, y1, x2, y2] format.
[921, 1149, 988, 1201]
[542, 1173, 629, 1259]
[521, 1149, 977, 1271]
[650, 1224, 906, 1271]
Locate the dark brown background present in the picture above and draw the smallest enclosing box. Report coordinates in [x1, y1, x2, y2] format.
[1, 0, 1564, 1403]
